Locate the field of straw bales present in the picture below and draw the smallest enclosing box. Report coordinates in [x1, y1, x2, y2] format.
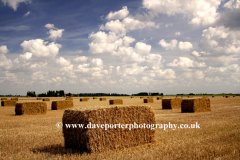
[0, 96, 240, 159]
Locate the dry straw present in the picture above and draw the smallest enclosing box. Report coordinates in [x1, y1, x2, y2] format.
[11, 97, 18, 101]
[181, 98, 211, 113]
[162, 98, 182, 109]
[52, 100, 73, 110]
[62, 105, 156, 153]
[140, 97, 144, 99]
[80, 98, 89, 102]
[1, 98, 8, 100]
[66, 98, 73, 100]
[188, 96, 193, 98]
[43, 98, 50, 101]
[93, 97, 98, 99]
[157, 97, 162, 100]
[226, 96, 229, 98]
[131, 97, 134, 98]
[109, 99, 123, 105]
[100, 98, 106, 101]
[1, 100, 17, 106]
[15, 102, 47, 115]
[212, 96, 215, 98]
[144, 98, 154, 103]
[37, 98, 42, 100]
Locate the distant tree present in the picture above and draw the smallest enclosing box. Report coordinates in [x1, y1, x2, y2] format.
[47, 90, 56, 97]
[27, 91, 36, 97]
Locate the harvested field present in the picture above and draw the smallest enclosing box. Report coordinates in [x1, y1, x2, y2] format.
[99, 98, 106, 101]
[66, 98, 73, 100]
[181, 98, 211, 113]
[162, 98, 182, 109]
[80, 98, 88, 102]
[1, 100, 17, 106]
[109, 99, 123, 105]
[144, 98, 154, 103]
[43, 98, 50, 101]
[0, 96, 240, 159]
[37, 98, 42, 100]
[62, 105, 156, 153]
[51, 100, 73, 110]
[15, 102, 47, 115]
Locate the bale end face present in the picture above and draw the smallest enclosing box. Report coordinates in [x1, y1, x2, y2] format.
[15, 102, 47, 115]
[181, 98, 211, 113]
[157, 97, 162, 100]
[109, 99, 123, 105]
[62, 105, 156, 153]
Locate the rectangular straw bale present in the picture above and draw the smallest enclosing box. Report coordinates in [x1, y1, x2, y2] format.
[131, 97, 134, 98]
[140, 97, 144, 99]
[93, 97, 98, 99]
[1, 100, 17, 106]
[37, 98, 42, 100]
[212, 96, 215, 98]
[43, 98, 50, 101]
[66, 98, 73, 100]
[162, 98, 182, 109]
[181, 98, 211, 113]
[157, 97, 162, 100]
[80, 98, 89, 102]
[62, 105, 156, 153]
[144, 98, 154, 103]
[188, 96, 193, 98]
[100, 98, 106, 101]
[15, 102, 47, 115]
[225, 95, 229, 98]
[1, 98, 7, 100]
[52, 100, 73, 110]
[11, 97, 18, 101]
[109, 99, 123, 105]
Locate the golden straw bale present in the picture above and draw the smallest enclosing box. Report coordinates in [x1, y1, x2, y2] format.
[80, 98, 89, 102]
[52, 100, 73, 110]
[43, 98, 50, 101]
[157, 97, 162, 100]
[226, 96, 229, 98]
[162, 98, 182, 109]
[212, 96, 215, 98]
[140, 97, 144, 99]
[62, 105, 156, 153]
[1, 98, 7, 100]
[93, 97, 98, 99]
[131, 97, 134, 98]
[1, 100, 17, 106]
[188, 96, 193, 98]
[181, 98, 211, 113]
[109, 99, 123, 105]
[100, 98, 106, 101]
[37, 98, 42, 100]
[15, 102, 47, 115]
[144, 98, 154, 103]
[11, 97, 18, 101]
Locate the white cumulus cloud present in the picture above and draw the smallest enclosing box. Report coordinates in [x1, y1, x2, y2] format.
[106, 6, 129, 20]
[1, 0, 30, 11]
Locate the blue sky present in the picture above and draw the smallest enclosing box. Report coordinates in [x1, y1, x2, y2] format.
[0, 0, 240, 95]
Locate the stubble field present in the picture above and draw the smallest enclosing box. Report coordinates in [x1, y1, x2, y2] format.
[0, 96, 239, 159]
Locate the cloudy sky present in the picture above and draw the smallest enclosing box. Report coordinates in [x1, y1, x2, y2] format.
[0, 0, 240, 95]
